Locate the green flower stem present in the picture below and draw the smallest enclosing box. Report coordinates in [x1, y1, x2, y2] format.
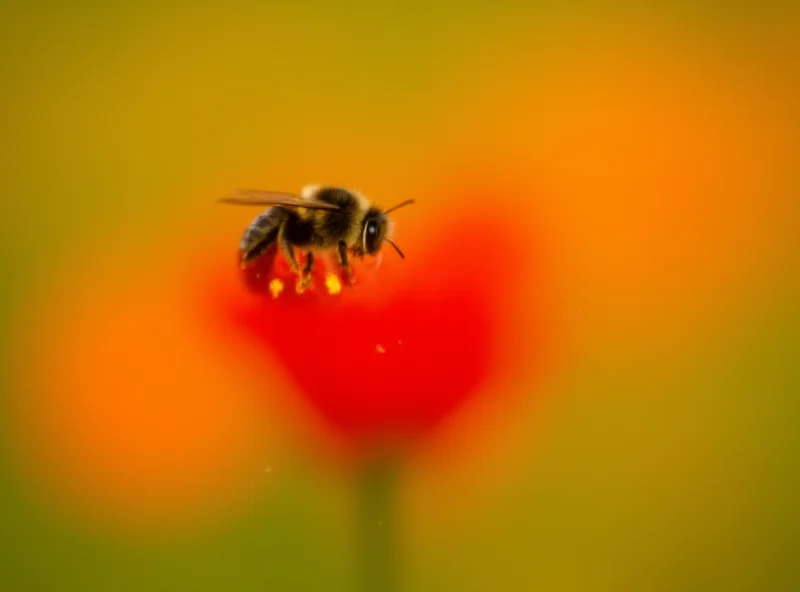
[356, 456, 400, 592]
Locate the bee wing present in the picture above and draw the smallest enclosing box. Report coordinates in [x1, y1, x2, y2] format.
[218, 189, 339, 210]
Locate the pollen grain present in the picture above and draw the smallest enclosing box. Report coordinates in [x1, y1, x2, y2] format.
[268, 279, 284, 299]
[325, 274, 342, 295]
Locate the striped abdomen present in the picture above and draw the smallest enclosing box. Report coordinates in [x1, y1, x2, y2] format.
[240, 207, 287, 263]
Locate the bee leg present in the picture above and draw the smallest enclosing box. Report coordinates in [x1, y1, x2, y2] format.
[278, 225, 300, 273]
[338, 241, 355, 284]
[299, 251, 314, 288]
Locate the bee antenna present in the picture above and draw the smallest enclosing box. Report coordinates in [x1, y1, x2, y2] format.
[386, 239, 406, 260]
[383, 199, 415, 215]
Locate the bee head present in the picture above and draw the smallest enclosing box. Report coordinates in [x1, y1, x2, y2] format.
[360, 199, 415, 259]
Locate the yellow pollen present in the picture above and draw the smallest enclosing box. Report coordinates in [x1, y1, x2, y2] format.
[268, 279, 284, 299]
[375, 344, 386, 354]
[325, 273, 342, 295]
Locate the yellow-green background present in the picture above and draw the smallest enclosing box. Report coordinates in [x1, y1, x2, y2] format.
[1, 1, 799, 590]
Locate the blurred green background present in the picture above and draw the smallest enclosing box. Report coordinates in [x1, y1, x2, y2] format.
[1, 1, 799, 590]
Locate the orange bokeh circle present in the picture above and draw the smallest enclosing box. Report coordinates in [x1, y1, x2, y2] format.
[12, 247, 279, 532]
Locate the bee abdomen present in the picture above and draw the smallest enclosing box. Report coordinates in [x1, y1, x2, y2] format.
[240, 207, 286, 262]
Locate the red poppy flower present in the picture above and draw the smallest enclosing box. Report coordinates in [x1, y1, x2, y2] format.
[204, 201, 542, 457]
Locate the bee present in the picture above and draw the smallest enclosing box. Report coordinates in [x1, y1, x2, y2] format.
[219, 185, 415, 286]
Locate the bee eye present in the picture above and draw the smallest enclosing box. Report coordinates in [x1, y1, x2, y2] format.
[363, 220, 382, 254]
